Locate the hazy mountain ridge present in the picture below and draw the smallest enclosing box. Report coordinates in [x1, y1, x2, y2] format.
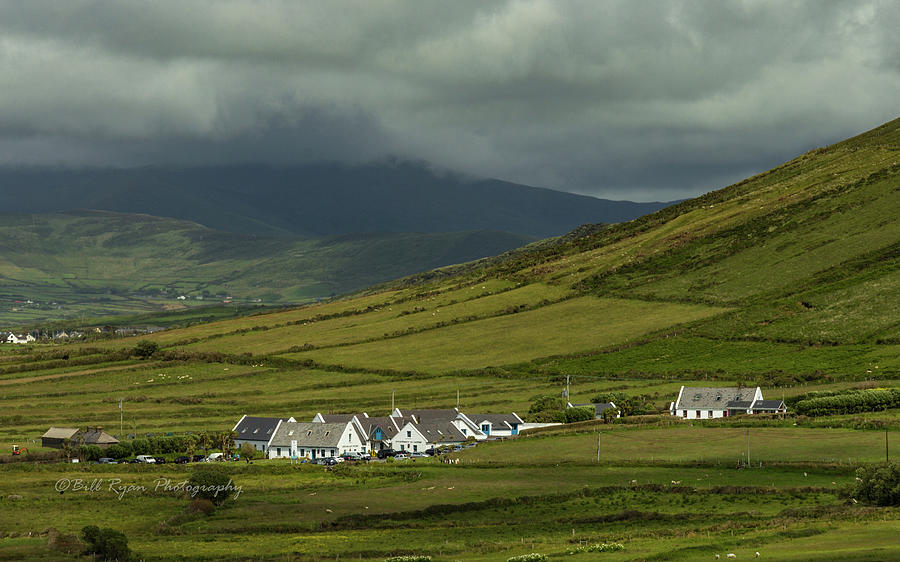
[0, 161, 671, 239]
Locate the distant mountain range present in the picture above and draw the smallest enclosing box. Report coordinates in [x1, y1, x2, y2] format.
[0, 161, 671, 238]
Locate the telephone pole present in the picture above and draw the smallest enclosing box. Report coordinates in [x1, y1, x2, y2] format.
[747, 428, 751, 468]
[596, 432, 601, 462]
[565, 375, 570, 402]
[887, 428, 890, 464]
[391, 390, 395, 412]
[118, 397, 123, 435]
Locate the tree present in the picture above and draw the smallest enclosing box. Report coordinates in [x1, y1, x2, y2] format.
[188, 468, 235, 506]
[565, 406, 595, 423]
[239, 443, 257, 463]
[133, 340, 159, 359]
[218, 431, 236, 458]
[80, 445, 103, 462]
[849, 463, 900, 506]
[601, 407, 618, 424]
[81, 525, 131, 561]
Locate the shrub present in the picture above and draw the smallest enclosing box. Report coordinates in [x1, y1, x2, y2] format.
[849, 463, 900, 506]
[188, 468, 236, 506]
[508, 554, 548, 562]
[130, 438, 151, 456]
[186, 498, 216, 516]
[80, 525, 131, 561]
[79, 445, 103, 462]
[105, 442, 132, 460]
[133, 340, 159, 359]
[565, 406, 595, 423]
[384, 556, 432, 562]
[795, 389, 900, 416]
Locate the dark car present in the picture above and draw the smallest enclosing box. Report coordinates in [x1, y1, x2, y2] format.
[126, 458, 141, 464]
[321, 457, 338, 466]
[154, 457, 167, 464]
[174, 456, 190, 464]
[191, 455, 205, 463]
[376, 449, 397, 459]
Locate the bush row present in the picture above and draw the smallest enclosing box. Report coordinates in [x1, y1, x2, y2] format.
[794, 388, 900, 416]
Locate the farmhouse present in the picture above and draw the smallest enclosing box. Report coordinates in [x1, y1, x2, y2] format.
[393, 408, 488, 440]
[266, 421, 366, 460]
[567, 402, 620, 420]
[669, 386, 785, 419]
[233, 415, 296, 453]
[41, 426, 119, 449]
[5, 333, 35, 344]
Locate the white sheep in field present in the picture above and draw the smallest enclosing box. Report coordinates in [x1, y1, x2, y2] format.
[727, 554, 736, 559]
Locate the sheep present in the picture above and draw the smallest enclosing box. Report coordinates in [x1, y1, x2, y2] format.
[727, 554, 736, 559]
[755, 553, 760, 558]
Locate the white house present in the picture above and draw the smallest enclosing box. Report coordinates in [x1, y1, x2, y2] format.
[266, 421, 366, 460]
[669, 386, 772, 419]
[5, 333, 35, 344]
[232, 415, 295, 453]
[465, 413, 525, 437]
[393, 408, 488, 441]
[391, 421, 467, 453]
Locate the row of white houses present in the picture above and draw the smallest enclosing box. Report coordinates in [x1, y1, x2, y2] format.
[3, 333, 35, 344]
[232, 408, 526, 460]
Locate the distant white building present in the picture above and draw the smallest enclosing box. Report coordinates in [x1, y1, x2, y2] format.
[5, 333, 35, 344]
[669, 386, 785, 419]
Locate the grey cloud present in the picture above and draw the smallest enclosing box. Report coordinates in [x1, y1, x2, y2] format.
[0, 0, 898, 200]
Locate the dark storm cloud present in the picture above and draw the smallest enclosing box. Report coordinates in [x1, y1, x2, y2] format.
[0, 0, 898, 200]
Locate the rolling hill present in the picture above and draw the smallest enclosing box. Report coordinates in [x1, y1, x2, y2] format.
[0, 161, 672, 238]
[0, 211, 535, 326]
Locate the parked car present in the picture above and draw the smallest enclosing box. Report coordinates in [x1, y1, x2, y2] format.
[409, 452, 429, 458]
[125, 458, 141, 464]
[134, 455, 156, 464]
[174, 456, 190, 464]
[97, 457, 117, 464]
[191, 455, 205, 462]
[205, 453, 224, 462]
[376, 449, 397, 459]
[322, 457, 338, 466]
[341, 452, 364, 461]
[394, 453, 410, 460]
[154, 457, 167, 464]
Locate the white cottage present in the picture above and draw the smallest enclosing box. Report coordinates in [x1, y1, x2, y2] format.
[266, 421, 366, 460]
[232, 415, 295, 454]
[669, 386, 765, 419]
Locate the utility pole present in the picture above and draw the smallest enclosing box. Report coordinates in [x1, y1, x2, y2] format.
[565, 375, 570, 402]
[118, 397, 123, 435]
[391, 390, 395, 413]
[457, 388, 460, 409]
[746, 428, 751, 467]
[887, 428, 890, 464]
[597, 432, 601, 462]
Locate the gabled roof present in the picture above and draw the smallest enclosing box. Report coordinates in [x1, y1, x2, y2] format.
[753, 399, 786, 410]
[397, 408, 460, 423]
[233, 416, 293, 440]
[82, 429, 119, 445]
[316, 414, 356, 423]
[269, 422, 348, 448]
[405, 422, 467, 444]
[468, 413, 524, 428]
[359, 416, 399, 440]
[42, 427, 79, 440]
[725, 400, 754, 409]
[675, 387, 761, 410]
[569, 403, 618, 416]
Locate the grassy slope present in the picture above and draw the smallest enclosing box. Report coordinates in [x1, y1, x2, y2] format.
[1, 118, 899, 560]
[0, 211, 535, 326]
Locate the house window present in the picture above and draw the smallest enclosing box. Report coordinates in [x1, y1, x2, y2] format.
[407, 430, 411, 437]
[461, 428, 466, 434]
[695, 410, 701, 418]
[300, 449, 305, 456]
[481, 424, 489, 432]
[276, 447, 281, 456]
[330, 450, 334, 457]
[708, 410, 713, 417]
[682, 410, 688, 417]
[413, 445, 417, 452]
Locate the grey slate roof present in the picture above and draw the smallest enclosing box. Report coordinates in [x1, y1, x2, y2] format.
[317, 414, 356, 423]
[725, 400, 754, 409]
[753, 400, 785, 410]
[82, 429, 119, 445]
[570, 403, 618, 417]
[269, 422, 346, 448]
[676, 387, 757, 410]
[413, 422, 467, 444]
[42, 427, 79, 440]
[403, 409, 460, 423]
[359, 416, 399, 440]
[234, 416, 289, 441]
[469, 413, 524, 428]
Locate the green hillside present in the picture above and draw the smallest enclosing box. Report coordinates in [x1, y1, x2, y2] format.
[0, 211, 535, 326]
[1, 118, 899, 560]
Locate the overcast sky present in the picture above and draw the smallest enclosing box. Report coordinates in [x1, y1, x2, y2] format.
[1, 0, 898, 201]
